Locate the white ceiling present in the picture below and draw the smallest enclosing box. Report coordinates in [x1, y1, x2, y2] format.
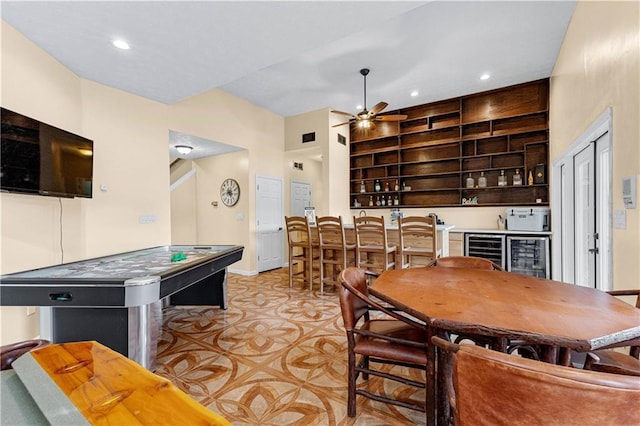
[1, 1, 576, 158]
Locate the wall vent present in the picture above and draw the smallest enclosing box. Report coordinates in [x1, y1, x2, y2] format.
[302, 132, 315, 143]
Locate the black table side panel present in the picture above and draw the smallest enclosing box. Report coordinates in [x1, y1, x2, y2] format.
[0, 286, 125, 307]
[160, 249, 242, 299]
[52, 308, 128, 356]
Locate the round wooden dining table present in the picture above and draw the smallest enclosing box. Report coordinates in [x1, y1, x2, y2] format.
[370, 267, 640, 426]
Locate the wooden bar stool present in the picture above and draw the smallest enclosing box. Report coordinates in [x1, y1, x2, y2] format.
[285, 216, 319, 290]
[398, 215, 438, 268]
[353, 215, 396, 274]
[316, 216, 355, 293]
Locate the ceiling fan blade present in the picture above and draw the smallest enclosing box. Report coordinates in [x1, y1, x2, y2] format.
[375, 114, 408, 122]
[369, 102, 389, 115]
[331, 110, 356, 118]
[332, 121, 352, 127]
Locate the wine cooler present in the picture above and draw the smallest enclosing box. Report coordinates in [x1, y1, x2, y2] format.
[506, 236, 550, 278]
[465, 234, 506, 269]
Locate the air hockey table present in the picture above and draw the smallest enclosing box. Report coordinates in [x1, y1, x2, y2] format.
[0, 245, 243, 370]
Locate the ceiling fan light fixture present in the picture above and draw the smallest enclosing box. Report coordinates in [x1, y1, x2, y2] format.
[176, 145, 193, 155]
[358, 119, 371, 129]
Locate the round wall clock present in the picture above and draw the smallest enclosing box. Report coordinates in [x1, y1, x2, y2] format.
[220, 178, 240, 207]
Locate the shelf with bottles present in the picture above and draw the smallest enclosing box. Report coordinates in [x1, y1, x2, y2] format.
[352, 177, 401, 195]
[461, 185, 549, 206]
[463, 168, 527, 189]
[353, 193, 401, 209]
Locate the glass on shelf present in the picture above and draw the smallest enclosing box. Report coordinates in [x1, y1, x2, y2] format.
[466, 173, 474, 188]
[498, 170, 507, 186]
[478, 172, 487, 188]
[513, 169, 522, 186]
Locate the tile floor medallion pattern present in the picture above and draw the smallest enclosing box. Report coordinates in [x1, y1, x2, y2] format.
[156, 267, 427, 425]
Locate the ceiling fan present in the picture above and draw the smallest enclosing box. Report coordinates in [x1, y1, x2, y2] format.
[332, 68, 407, 129]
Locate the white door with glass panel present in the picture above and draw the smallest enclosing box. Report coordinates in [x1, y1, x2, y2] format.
[256, 176, 283, 272]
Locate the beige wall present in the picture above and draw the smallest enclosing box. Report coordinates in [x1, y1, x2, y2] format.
[168, 89, 285, 274]
[1, 21, 284, 342]
[549, 0, 639, 290]
[0, 22, 172, 343]
[170, 161, 197, 244]
[193, 150, 251, 272]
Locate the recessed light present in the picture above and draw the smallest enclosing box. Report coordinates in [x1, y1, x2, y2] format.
[410, 90, 419, 97]
[480, 73, 490, 80]
[112, 39, 130, 50]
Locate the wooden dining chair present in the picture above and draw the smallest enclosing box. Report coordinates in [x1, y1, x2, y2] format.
[398, 215, 438, 268]
[285, 216, 319, 290]
[1, 339, 50, 370]
[432, 336, 640, 426]
[316, 215, 355, 293]
[426, 255, 503, 270]
[353, 216, 396, 274]
[583, 289, 640, 376]
[338, 267, 430, 418]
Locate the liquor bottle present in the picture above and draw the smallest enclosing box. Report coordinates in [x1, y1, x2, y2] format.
[376, 196, 381, 206]
[387, 195, 392, 206]
[384, 181, 390, 192]
[478, 172, 487, 188]
[393, 195, 399, 206]
[374, 179, 381, 192]
[381, 196, 386, 206]
[528, 170, 534, 186]
[394, 179, 399, 191]
[466, 173, 474, 188]
[498, 170, 507, 186]
[360, 181, 366, 193]
[369, 195, 374, 206]
[402, 181, 407, 191]
[513, 169, 522, 186]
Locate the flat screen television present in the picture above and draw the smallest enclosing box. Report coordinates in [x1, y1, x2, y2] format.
[1, 108, 93, 198]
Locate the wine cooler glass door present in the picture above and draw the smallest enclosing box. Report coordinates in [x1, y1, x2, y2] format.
[507, 236, 550, 278]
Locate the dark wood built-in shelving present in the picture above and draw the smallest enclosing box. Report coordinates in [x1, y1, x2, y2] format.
[350, 79, 550, 208]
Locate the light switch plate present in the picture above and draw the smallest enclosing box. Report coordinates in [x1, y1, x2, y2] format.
[613, 210, 626, 229]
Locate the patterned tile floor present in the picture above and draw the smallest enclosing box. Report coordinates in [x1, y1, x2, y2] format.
[156, 268, 426, 425]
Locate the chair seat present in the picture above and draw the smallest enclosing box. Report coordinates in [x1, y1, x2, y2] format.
[402, 246, 433, 255]
[589, 349, 640, 376]
[321, 242, 356, 251]
[355, 320, 429, 365]
[359, 244, 396, 254]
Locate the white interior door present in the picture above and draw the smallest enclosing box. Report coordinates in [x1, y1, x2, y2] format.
[552, 109, 612, 290]
[573, 144, 596, 287]
[291, 181, 311, 216]
[256, 176, 283, 272]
